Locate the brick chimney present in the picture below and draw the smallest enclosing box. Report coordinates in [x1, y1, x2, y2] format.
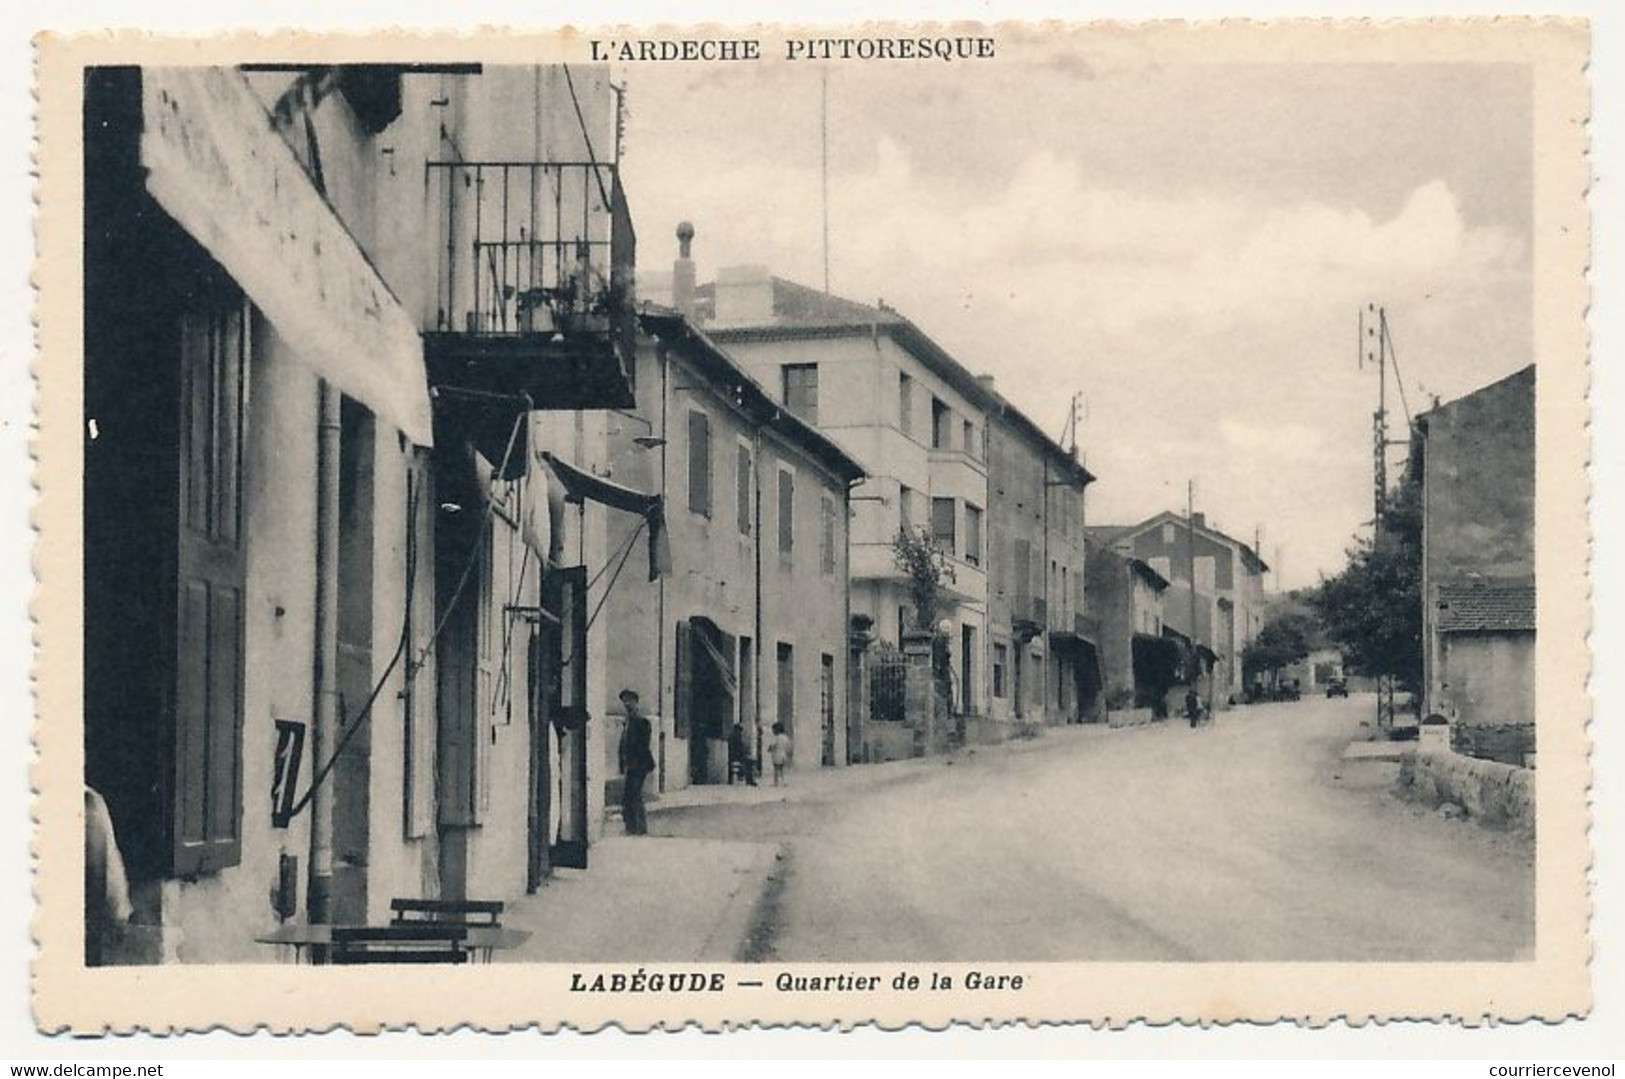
[1191, 512, 1206, 531]
[672, 221, 697, 318]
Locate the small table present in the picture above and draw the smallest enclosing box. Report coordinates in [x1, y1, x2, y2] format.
[256, 923, 531, 964]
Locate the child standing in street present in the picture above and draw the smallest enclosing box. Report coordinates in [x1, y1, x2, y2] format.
[769, 723, 792, 786]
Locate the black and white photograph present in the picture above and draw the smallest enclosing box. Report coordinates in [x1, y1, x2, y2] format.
[33, 19, 1591, 1033]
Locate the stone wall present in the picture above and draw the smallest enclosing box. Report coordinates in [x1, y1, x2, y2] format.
[1395, 750, 1534, 834]
[1452, 722, 1536, 767]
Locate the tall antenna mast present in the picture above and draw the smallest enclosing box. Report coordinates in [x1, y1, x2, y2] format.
[820, 70, 831, 294]
[1360, 303, 1413, 539]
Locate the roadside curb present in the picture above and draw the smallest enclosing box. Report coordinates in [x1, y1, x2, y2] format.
[697, 841, 784, 963]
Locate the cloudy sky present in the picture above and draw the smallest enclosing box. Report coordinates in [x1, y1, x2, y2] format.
[615, 47, 1532, 590]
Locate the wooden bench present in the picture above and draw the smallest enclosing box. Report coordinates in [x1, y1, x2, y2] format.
[329, 924, 470, 965]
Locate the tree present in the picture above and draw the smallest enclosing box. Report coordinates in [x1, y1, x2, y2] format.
[891, 526, 956, 633]
[1242, 610, 1316, 688]
[1309, 457, 1424, 692]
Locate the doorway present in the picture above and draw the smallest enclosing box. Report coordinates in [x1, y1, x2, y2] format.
[776, 643, 795, 760]
[332, 398, 375, 925]
[820, 654, 836, 766]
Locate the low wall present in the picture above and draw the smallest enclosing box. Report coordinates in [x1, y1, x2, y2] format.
[1452, 722, 1536, 767]
[860, 721, 916, 764]
[1107, 707, 1156, 729]
[1395, 749, 1534, 834]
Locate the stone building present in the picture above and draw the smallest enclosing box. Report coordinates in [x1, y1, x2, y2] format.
[1083, 541, 1173, 719]
[82, 64, 635, 963]
[599, 280, 865, 794]
[1417, 365, 1536, 765]
[983, 387, 1097, 734]
[1092, 512, 1268, 708]
[692, 268, 1001, 755]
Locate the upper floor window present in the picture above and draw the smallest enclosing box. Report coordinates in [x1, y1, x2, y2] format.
[899, 372, 914, 436]
[931, 397, 952, 449]
[777, 467, 795, 558]
[1161, 522, 1177, 544]
[964, 503, 983, 566]
[899, 483, 916, 535]
[782, 363, 819, 426]
[820, 495, 837, 575]
[931, 496, 956, 554]
[963, 419, 977, 459]
[735, 442, 752, 535]
[687, 410, 712, 517]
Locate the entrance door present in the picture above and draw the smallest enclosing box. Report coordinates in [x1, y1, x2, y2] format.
[776, 643, 795, 758]
[546, 565, 588, 869]
[820, 654, 836, 766]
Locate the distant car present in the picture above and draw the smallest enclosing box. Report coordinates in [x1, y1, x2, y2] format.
[1325, 679, 1349, 698]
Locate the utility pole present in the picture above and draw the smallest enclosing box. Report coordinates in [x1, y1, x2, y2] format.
[820, 70, 831, 294]
[1187, 480, 1200, 705]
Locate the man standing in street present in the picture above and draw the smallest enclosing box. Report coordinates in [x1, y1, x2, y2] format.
[618, 689, 655, 835]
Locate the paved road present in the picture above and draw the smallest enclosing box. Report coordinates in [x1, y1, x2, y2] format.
[651, 695, 1535, 962]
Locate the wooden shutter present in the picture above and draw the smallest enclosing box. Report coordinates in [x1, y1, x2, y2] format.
[820, 497, 836, 574]
[673, 620, 693, 739]
[687, 410, 711, 516]
[172, 293, 249, 876]
[777, 469, 794, 555]
[736, 443, 752, 535]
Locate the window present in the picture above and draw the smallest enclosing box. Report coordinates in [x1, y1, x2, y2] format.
[820, 495, 837, 575]
[931, 496, 956, 554]
[931, 397, 951, 449]
[1195, 555, 1216, 592]
[1149, 555, 1172, 582]
[736, 442, 752, 535]
[782, 363, 819, 425]
[1161, 522, 1177, 544]
[777, 467, 795, 557]
[898, 484, 915, 535]
[899, 371, 914, 436]
[964, 419, 977, 459]
[964, 503, 983, 566]
[993, 644, 1008, 699]
[898, 606, 912, 641]
[687, 410, 711, 516]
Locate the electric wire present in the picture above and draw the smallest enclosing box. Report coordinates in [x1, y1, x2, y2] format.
[289, 409, 525, 819]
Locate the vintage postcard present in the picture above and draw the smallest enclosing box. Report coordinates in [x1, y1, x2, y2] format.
[32, 19, 1590, 1033]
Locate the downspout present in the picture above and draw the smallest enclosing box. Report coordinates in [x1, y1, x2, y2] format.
[307, 380, 341, 925]
[656, 345, 670, 792]
[753, 420, 765, 770]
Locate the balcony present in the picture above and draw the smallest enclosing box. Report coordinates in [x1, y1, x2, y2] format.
[423, 161, 637, 419]
[1012, 595, 1046, 642]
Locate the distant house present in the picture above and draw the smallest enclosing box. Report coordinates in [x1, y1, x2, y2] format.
[1417, 366, 1536, 765]
[1083, 540, 1173, 718]
[1089, 512, 1268, 708]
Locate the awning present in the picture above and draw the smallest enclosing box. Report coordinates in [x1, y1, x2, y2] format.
[541, 452, 670, 581]
[140, 68, 433, 445]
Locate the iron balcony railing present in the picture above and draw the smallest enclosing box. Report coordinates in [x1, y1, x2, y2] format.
[427, 160, 636, 350]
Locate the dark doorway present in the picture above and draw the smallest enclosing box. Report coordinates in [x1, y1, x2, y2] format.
[332, 398, 376, 924]
[776, 643, 795, 758]
[682, 618, 737, 785]
[820, 654, 836, 766]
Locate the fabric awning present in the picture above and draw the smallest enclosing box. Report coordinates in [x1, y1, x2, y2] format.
[541, 452, 670, 581]
[140, 68, 433, 445]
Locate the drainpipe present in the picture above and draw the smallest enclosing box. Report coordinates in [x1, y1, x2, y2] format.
[307, 380, 341, 925]
[656, 344, 670, 792]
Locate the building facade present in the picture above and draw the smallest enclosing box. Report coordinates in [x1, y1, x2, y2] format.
[983, 388, 1097, 734]
[83, 64, 634, 963]
[1092, 512, 1269, 708]
[1083, 542, 1172, 718]
[1417, 366, 1536, 765]
[600, 302, 864, 796]
[695, 268, 1002, 755]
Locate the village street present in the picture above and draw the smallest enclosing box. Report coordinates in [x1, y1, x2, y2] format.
[650, 696, 1535, 963]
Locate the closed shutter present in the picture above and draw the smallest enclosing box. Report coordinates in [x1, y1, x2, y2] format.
[687, 411, 711, 515]
[673, 620, 693, 739]
[172, 293, 248, 876]
[1013, 537, 1032, 621]
[736, 443, 752, 535]
[777, 470, 794, 555]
